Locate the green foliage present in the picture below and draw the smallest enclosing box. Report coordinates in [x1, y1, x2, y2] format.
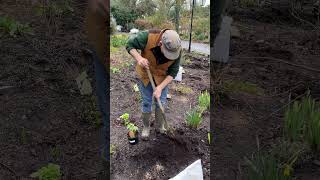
[175, 84, 193, 94]
[30, 164, 61, 180]
[50, 146, 62, 161]
[284, 95, 320, 151]
[34, 1, 73, 17]
[240, 0, 257, 7]
[110, 144, 116, 155]
[111, 5, 140, 30]
[111, 34, 128, 48]
[284, 101, 305, 141]
[0, 16, 32, 37]
[127, 122, 139, 132]
[111, 67, 120, 74]
[207, 132, 211, 145]
[245, 153, 293, 180]
[120, 113, 130, 125]
[197, 90, 210, 113]
[186, 110, 202, 129]
[224, 80, 263, 95]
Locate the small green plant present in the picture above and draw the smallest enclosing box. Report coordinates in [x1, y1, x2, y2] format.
[0, 16, 32, 37]
[307, 110, 320, 151]
[284, 101, 305, 141]
[284, 95, 320, 151]
[207, 132, 211, 145]
[127, 123, 139, 133]
[224, 80, 263, 95]
[245, 153, 292, 180]
[50, 146, 62, 161]
[197, 91, 210, 113]
[111, 34, 128, 48]
[110, 144, 116, 155]
[186, 110, 202, 129]
[120, 113, 130, 125]
[30, 163, 61, 180]
[175, 85, 193, 94]
[34, 1, 73, 17]
[111, 67, 120, 74]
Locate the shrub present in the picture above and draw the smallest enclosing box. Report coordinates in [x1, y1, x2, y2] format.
[30, 164, 61, 180]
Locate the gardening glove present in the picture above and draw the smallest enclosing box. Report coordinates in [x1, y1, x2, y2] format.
[141, 112, 151, 140]
[155, 108, 167, 134]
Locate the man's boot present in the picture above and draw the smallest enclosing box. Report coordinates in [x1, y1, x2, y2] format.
[155, 108, 166, 134]
[141, 112, 151, 140]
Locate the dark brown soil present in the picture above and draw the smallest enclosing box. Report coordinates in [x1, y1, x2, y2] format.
[110, 51, 210, 179]
[212, 8, 320, 180]
[0, 1, 103, 179]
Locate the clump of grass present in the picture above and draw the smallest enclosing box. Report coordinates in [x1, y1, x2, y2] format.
[50, 146, 62, 161]
[224, 80, 263, 95]
[34, 1, 73, 17]
[0, 16, 32, 37]
[30, 163, 61, 180]
[175, 84, 193, 94]
[111, 34, 128, 48]
[285, 95, 320, 151]
[284, 101, 305, 141]
[185, 110, 202, 129]
[197, 90, 210, 113]
[245, 153, 292, 180]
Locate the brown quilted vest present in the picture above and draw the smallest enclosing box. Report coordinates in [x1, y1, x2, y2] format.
[136, 29, 175, 87]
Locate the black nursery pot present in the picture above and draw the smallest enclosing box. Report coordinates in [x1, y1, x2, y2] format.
[127, 131, 139, 145]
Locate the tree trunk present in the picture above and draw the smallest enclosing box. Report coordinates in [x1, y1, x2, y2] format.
[175, 1, 180, 34]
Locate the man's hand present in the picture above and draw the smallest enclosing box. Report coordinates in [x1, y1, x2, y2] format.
[153, 87, 162, 100]
[137, 56, 150, 69]
[88, 0, 108, 16]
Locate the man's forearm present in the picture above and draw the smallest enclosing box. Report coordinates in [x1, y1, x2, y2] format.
[129, 49, 141, 61]
[158, 76, 173, 90]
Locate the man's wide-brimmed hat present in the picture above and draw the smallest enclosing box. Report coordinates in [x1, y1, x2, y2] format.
[160, 30, 182, 60]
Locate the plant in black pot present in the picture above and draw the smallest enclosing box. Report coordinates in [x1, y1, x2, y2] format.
[119, 113, 139, 145]
[127, 122, 139, 145]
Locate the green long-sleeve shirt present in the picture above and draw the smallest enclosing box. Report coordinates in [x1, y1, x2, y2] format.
[126, 31, 181, 78]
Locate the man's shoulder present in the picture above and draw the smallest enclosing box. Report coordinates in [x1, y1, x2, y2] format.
[148, 29, 161, 34]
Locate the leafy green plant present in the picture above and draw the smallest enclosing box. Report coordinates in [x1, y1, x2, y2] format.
[30, 163, 61, 180]
[111, 67, 120, 74]
[111, 34, 128, 48]
[197, 91, 210, 113]
[127, 123, 139, 132]
[186, 110, 202, 129]
[245, 153, 292, 180]
[110, 144, 116, 155]
[0, 16, 32, 37]
[120, 113, 130, 125]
